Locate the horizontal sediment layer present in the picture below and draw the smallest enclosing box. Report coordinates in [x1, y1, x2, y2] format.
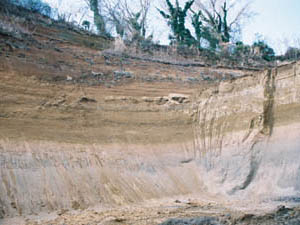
[0, 61, 300, 219]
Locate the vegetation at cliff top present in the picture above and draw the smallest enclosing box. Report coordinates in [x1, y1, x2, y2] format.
[1, 0, 299, 62]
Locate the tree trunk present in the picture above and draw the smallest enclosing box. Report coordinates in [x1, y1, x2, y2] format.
[89, 0, 106, 35]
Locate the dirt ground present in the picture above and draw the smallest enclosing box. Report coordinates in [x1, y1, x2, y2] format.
[2, 194, 300, 225]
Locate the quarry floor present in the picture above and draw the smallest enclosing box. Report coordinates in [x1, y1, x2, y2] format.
[2, 194, 298, 225]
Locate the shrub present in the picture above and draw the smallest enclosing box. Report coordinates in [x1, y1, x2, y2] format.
[9, 0, 52, 17]
[234, 41, 251, 56]
[253, 40, 275, 61]
[82, 20, 90, 30]
[283, 47, 300, 60]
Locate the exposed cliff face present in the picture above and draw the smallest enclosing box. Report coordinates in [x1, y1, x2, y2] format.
[0, 33, 202, 217]
[0, 141, 202, 217]
[194, 62, 300, 199]
[1, 61, 299, 221]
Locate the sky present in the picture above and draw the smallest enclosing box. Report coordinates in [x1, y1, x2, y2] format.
[242, 0, 300, 54]
[44, 0, 300, 54]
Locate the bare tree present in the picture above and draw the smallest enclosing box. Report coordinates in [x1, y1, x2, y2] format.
[281, 36, 300, 61]
[102, 0, 126, 37]
[127, 0, 151, 40]
[89, 0, 151, 40]
[157, 0, 195, 46]
[82, 0, 151, 39]
[85, 0, 106, 35]
[193, 0, 254, 43]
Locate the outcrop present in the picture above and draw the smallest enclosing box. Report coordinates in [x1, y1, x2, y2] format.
[194, 62, 300, 199]
[1, 60, 299, 220]
[1, 6, 300, 224]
